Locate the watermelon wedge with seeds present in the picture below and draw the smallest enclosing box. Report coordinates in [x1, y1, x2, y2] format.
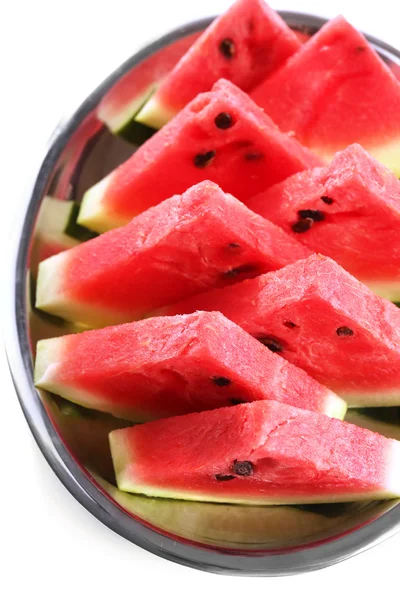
[34, 311, 346, 422]
[135, 0, 301, 129]
[251, 16, 400, 174]
[36, 181, 310, 328]
[248, 144, 400, 300]
[109, 400, 400, 504]
[79, 79, 321, 233]
[161, 255, 400, 407]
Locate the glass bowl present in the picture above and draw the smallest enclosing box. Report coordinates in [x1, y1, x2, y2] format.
[6, 11, 400, 576]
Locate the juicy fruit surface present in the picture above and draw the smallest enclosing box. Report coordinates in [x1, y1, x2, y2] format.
[251, 16, 400, 170]
[96, 31, 201, 133]
[110, 400, 400, 504]
[79, 79, 321, 232]
[163, 255, 400, 400]
[248, 144, 400, 290]
[34, 311, 344, 422]
[36, 182, 310, 328]
[136, 0, 301, 127]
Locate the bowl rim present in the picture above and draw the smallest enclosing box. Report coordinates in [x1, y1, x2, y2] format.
[5, 11, 400, 576]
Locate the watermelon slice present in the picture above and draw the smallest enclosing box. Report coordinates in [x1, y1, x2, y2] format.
[34, 311, 346, 422]
[78, 79, 321, 233]
[97, 31, 201, 141]
[36, 181, 310, 328]
[162, 255, 400, 407]
[248, 144, 400, 300]
[250, 16, 400, 174]
[135, 0, 301, 129]
[109, 400, 400, 504]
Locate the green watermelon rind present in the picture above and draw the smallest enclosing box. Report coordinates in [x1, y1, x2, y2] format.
[109, 428, 400, 505]
[346, 410, 400, 440]
[94, 474, 359, 549]
[342, 390, 400, 407]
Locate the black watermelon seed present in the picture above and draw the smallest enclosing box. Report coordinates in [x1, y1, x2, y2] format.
[230, 398, 248, 405]
[193, 150, 216, 168]
[212, 376, 231, 387]
[244, 151, 264, 161]
[215, 474, 236, 481]
[355, 45, 366, 53]
[256, 336, 284, 353]
[298, 209, 325, 222]
[232, 460, 254, 477]
[284, 321, 297, 329]
[321, 196, 334, 205]
[219, 38, 236, 59]
[228, 242, 241, 249]
[223, 264, 254, 278]
[336, 326, 354, 337]
[292, 218, 314, 233]
[214, 112, 234, 129]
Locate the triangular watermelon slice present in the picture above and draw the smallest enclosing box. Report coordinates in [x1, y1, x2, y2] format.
[36, 181, 309, 328]
[161, 255, 400, 407]
[251, 16, 400, 174]
[78, 79, 321, 233]
[248, 144, 400, 300]
[34, 311, 346, 422]
[135, 0, 301, 129]
[109, 400, 400, 504]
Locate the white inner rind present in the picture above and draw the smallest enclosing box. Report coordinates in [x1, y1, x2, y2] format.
[135, 94, 177, 130]
[78, 175, 130, 233]
[98, 85, 156, 133]
[36, 197, 79, 249]
[386, 440, 400, 497]
[113, 479, 400, 506]
[324, 392, 347, 420]
[36, 253, 66, 311]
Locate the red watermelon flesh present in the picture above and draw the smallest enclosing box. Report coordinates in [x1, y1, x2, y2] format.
[36, 181, 310, 328]
[97, 31, 201, 135]
[34, 311, 346, 422]
[135, 0, 301, 129]
[248, 144, 400, 299]
[250, 16, 400, 174]
[78, 79, 322, 233]
[161, 255, 400, 406]
[109, 400, 400, 504]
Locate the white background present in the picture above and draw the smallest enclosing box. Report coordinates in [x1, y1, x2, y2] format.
[1, 1, 400, 598]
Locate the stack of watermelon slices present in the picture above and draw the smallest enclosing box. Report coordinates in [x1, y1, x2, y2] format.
[33, 1, 400, 507]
